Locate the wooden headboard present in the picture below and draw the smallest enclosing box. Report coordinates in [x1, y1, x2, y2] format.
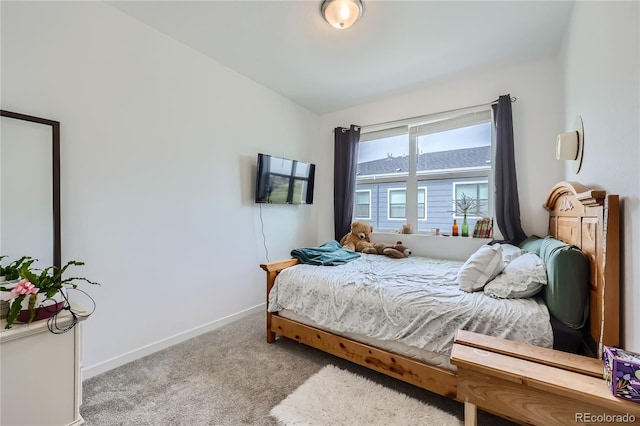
[544, 181, 620, 357]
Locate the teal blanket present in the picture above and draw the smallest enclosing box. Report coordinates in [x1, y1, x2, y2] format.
[291, 240, 360, 266]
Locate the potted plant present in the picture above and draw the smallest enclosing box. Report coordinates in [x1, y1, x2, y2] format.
[455, 194, 477, 237]
[0, 259, 99, 329]
[0, 256, 33, 282]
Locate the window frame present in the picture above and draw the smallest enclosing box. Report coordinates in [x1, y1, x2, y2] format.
[356, 108, 494, 233]
[354, 189, 372, 220]
[387, 187, 407, 221]
[452, 180, 489, 219]
[386, 186, 427, 221]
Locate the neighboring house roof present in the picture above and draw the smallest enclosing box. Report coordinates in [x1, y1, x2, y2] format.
[357, 146, 491, 175]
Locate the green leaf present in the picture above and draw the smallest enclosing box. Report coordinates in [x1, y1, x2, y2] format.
[5, 295, 25, 329]
[27, 294, 37, 323]
[45, 288, 60, 298]
[0, 256, 34, 280]
[19, 264, 38, 284]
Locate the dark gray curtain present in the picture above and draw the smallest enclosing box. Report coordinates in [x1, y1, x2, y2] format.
[334, 125, 361, 241]
[492, 95, 527, 245]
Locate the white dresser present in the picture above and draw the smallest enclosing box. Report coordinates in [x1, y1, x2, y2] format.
[0, 309, 86, 426]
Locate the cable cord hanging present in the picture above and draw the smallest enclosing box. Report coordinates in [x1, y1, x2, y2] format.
[46, 287, 97, 334]
[259, 203, 270, 263]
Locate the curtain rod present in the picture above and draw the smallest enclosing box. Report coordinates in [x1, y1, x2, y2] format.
[350, 96, 517, 132]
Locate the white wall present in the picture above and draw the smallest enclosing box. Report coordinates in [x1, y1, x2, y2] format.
[560, 1, 640, 351]
[1, 1, 322, 377]
[5, 0, 635, 377]
[319, 58, 566, 249]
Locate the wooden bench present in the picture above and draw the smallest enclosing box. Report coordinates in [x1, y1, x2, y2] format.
[450, 330, 640, 425]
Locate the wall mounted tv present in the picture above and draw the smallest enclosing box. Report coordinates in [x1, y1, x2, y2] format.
[255, 153, 316, 204]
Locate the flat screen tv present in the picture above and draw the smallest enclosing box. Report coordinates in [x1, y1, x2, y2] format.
[255, 153, 315, 204]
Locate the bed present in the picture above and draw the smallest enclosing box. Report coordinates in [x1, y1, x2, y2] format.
[260, 181, 620, 400]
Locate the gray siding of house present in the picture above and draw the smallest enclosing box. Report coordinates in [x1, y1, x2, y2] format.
[355, 177, 485, 234]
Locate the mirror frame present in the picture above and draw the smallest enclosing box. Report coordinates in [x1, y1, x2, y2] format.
[0, 109, 61, 270]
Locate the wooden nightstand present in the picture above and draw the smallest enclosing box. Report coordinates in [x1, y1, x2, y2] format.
[451, 330, 640, 426]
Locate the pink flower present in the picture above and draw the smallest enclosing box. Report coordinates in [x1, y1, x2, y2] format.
[1, 279, 39, 301]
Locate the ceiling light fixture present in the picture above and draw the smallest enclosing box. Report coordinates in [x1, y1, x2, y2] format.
[321, 0, 364, 30]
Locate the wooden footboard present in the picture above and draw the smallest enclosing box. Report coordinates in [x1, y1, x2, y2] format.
[259, 258, 458, 399]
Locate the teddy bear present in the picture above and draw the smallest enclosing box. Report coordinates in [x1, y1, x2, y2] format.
[340, 221, 377, 253]
[372, 241, 412, 258]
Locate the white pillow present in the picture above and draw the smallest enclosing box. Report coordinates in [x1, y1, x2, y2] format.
[499, 243, 525, 265]
[484, 252, 548, 299]
[457, 244, 505, 292]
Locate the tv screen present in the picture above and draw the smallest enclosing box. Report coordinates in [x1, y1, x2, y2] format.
[255, 153, 315, 204]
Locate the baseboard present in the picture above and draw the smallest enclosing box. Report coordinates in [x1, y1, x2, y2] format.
[81, 303, 265, 380]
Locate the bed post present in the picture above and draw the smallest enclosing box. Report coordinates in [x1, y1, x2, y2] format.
[260, 259, 300, 343]
[600, 194, 620, 353]
[265, 268, 277, 343]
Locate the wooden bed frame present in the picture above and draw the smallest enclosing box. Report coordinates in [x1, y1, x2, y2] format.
[260, 181, 620, 400]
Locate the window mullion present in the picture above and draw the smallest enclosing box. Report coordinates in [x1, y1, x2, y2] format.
[489, 110, 496, 219]
[406, 127, 418, 228]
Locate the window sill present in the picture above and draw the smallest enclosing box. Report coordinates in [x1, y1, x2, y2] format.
[371, 232, 490, 261]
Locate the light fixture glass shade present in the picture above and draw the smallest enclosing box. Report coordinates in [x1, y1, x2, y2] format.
[321, 0, 364, 29]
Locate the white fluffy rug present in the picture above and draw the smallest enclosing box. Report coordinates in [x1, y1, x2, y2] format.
[270, 365, 462, 426]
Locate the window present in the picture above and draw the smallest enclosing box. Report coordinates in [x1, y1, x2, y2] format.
[387, 188, 426, 220]
[453, 182, 489, 218]
[388, 188, 406, 219]
[354, 190, 371, 220]
[417, 187, 426, 219]
[355, 109, 492, 233]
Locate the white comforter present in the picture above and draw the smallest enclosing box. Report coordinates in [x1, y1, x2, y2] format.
[268, 254, 553, 360]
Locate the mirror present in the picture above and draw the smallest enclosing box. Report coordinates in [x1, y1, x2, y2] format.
[0, 110, 60, 270]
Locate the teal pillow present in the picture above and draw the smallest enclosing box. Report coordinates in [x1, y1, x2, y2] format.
[539, 237, 589, 329]
[519, 235, 544, 256]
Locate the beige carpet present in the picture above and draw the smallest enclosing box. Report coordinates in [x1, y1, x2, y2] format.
[270, 365, 461, 425]
[81, 312, 515, 425]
